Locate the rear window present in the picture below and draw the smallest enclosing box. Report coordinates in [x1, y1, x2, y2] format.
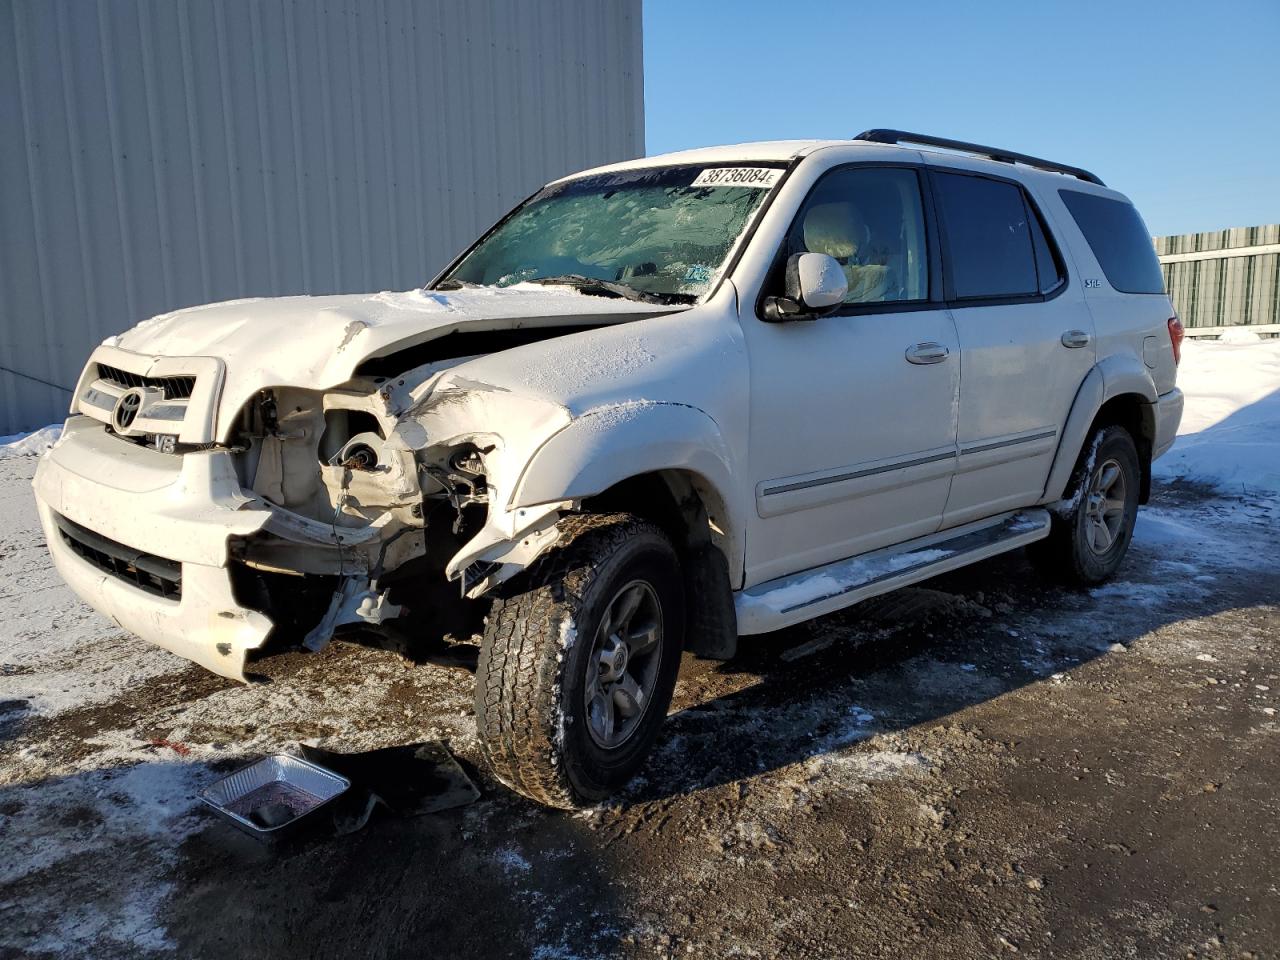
[933, 172, 1038, 299]
[1059, 190, 1165, 294]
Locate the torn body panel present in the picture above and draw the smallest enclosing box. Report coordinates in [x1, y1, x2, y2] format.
[386, 367, 577, 596]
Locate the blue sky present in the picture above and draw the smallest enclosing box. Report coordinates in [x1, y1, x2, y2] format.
[643, 0, 1279, 237]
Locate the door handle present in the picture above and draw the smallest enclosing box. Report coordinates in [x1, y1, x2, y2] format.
[905, 342, 949, 365]
[1061, 329, 1092, 349]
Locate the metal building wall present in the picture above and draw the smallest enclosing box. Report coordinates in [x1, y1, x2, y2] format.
[0, 0, 644, 435]
[1155, 225, 1280, 331]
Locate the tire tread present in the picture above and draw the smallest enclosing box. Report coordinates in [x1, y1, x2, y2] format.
[474, 512, 666, 809]
[1030, 424, 1139, 585]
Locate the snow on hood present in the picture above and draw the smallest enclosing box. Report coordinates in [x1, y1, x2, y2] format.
[107, 284, 664, 437]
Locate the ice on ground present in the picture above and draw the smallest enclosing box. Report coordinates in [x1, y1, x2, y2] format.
[1133, 509, 1204, 548]
[1089, 581, 1177, 606]
[1131, 506, 1268, 570]
[0, 424, 60, 459]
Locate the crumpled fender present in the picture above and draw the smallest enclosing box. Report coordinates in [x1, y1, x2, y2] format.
[1041, 354, 1158, 502]
[385, 372, 576, 592]
[384, 302, 749, 594]
[509, 400, 745, 579]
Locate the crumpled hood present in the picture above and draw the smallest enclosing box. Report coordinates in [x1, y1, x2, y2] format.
[106, 285, 660, 439]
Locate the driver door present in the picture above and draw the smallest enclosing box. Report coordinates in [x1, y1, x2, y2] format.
[738, 164, 960, 586]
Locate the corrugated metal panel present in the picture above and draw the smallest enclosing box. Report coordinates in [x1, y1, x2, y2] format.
[1154, 224, 1280, 256]
[1156, 225, 1280, 329]
[0, 0, 644, 434]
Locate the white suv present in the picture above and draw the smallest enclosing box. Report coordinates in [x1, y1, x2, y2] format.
[34, 130, 1184, 808]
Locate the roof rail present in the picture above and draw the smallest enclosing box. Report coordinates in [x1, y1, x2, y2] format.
[853, 129, 1105, 186]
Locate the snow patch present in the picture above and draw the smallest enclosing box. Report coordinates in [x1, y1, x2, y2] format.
[822, 749, 931, 783]
[1217, 327, 1263, 345]
[551, 616, 579, 756]
[746, 548, 954, 615]
[1155, 338, 1280, 496]
[1051, 430, 1103, 516]
[493, 846, 533, 874]
[0, 755, 212, 958]
[576, 399, 661, 433]
[815, 704, 877, 752]
[519, 335, 657, 398]
[0, 425, 61, 459]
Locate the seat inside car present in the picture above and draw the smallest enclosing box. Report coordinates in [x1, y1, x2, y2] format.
[800, 201, 891, 303]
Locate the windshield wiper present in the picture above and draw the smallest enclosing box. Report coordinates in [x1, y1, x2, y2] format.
[525, 274, 689, 305]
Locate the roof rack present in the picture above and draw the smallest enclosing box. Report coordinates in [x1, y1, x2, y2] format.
[853, 129, 1105, 186]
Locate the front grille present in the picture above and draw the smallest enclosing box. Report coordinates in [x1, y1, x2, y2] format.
[54, 513, 182, 600]
[97, 363, 196, 400]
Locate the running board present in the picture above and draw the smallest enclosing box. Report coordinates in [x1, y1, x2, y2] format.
[735, 509, 1051, 634]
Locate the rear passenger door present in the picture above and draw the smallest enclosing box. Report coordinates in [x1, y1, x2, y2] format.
[928, 167, 1095, 527]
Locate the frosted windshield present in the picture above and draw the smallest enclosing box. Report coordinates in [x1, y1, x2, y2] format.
[439, 165, 783, 302]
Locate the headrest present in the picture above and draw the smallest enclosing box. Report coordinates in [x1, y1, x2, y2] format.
[802, 202, 865, 260]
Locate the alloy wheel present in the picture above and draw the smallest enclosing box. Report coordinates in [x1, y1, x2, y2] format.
[584, 579, 664, 749]
[1084, 457, 1128, 555]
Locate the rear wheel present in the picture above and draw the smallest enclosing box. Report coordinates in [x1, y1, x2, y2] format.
[1030, 424, 1141, 585]
[474, 513, 684, 809]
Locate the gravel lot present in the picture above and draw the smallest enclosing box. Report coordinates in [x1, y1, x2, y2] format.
[2, 344, 1277, 959]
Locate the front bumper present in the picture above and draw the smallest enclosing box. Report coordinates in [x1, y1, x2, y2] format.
[1152, 387, 1184, 461]
[32, 417, 275, 680]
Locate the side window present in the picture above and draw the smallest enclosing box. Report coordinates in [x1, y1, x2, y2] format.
[786, 167, 929, 305]
[1028, 205, 1065, 295]
[1059, 190, 1165, 294]
[932, 172, 1038, 299]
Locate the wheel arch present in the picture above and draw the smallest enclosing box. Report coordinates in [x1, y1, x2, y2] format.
[510, 401, 746, 582]
[1042, 358, 1158, 505]
[508, 402, 744, 660]
[579, 469, 741, 661]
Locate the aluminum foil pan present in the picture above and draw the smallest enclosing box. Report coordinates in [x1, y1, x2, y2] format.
[199, 754, 350, 840]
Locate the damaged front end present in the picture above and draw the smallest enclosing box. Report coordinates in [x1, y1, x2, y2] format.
[34, 288, 669, 681]
[224, 361, 575, 667]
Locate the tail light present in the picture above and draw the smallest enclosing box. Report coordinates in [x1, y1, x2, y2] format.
[1167, 316, 1184, 365]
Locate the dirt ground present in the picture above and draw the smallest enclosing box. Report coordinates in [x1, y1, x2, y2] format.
[1, 451, 1277, 960]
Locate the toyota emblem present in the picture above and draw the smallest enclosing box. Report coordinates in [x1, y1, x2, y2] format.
[113, 389, 144, 430]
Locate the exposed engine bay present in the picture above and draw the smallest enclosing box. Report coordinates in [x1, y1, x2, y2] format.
[224, 366, 498, 656]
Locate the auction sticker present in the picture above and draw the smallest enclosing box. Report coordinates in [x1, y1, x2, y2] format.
[691, 167, 782, 188]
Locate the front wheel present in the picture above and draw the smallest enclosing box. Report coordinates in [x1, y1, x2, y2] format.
[1029, 424, 1141, 585]
[474, 513, 684, 809]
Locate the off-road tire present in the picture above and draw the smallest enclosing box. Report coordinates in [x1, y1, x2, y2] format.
[1029, 424, 1141, 585]
[474, 513, 684, 809]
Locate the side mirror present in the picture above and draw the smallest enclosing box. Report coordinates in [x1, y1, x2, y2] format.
[762, 253, 848, 321]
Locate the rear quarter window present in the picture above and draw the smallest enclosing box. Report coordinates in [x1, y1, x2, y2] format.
[1059, 190, 1165, 294]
